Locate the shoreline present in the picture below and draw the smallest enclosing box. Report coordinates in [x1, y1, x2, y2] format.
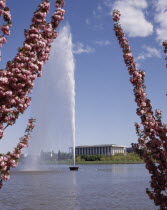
[75, 161, 144, 164]
[32, 160, 144, 165]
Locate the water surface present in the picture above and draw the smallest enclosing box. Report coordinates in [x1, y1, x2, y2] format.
[0, 164, 156, 210]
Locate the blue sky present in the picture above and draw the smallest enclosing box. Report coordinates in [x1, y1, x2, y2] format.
[1, 0, 167, 153]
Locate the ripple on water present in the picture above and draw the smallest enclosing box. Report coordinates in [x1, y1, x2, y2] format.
[0, 164, 157, 210]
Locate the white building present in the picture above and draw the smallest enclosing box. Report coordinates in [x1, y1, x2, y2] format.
[74, 144, 126, 156]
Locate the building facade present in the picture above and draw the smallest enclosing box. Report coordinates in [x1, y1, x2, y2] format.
[74, 144, 126, 156]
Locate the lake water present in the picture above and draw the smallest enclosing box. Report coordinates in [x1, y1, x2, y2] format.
[0, 164, 157, 210]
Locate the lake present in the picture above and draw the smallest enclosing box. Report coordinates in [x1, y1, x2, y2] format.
[0, 164, 156, 210]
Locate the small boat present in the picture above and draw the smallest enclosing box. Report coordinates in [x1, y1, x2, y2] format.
[69, 166, 79, 171]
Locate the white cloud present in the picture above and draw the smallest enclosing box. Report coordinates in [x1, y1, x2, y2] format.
[92, 1, 111, 20]
[86, 1, 112, 30]
[94, 40, 111, 46]
[136, 45, 161, 61]
[154, 0, 167, 10]
[112, 0, 153, 37]
[85, 18, 90, 25]
[73, 42, 95, 54]
[93, 3, 106, 18]
[103, 0, 113, 8]
[154, 0, 167, 42]
[136, 55, 145, 61]
[97, 4, 103, 13]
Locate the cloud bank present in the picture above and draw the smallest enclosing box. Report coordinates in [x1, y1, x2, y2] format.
[154, 0, 167, 42]
[136, 45, 161, 61]
[73, 42, 95, 54]
[112, 0, 153, 37]
[94, 40, 111, 46]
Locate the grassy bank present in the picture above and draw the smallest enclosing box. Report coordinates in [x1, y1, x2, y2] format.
[75, 153, 144, 164]
[76, 160, 144, 164]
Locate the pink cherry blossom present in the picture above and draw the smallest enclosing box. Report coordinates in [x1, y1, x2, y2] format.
[0, 0, 65, 189]
[113, 9, 167, 209]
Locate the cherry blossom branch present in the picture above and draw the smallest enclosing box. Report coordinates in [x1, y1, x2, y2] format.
[0, 0, 65, 139]
[0, 0, 65, 189]
[113, 10, 167, 209]
[0, 0, 12, 49]
[0, 118, 36, 189]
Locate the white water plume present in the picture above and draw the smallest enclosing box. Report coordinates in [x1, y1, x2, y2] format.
[24, 24, 75, 168]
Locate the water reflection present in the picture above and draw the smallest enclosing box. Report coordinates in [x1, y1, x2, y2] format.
[97, 164, 129, 173]
[72, 170, 77, 185]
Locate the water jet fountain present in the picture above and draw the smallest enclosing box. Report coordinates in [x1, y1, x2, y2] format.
[24, 25, 78, 171]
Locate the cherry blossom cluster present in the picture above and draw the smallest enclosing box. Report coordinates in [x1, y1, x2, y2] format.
[113, 10, 167, 209]
[162, 40, 167, 68]
[0, 0, 65, 139]
[0, 0, 12, 49]
[0, 118, 36, 189]
[0, 0, 65, 189]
